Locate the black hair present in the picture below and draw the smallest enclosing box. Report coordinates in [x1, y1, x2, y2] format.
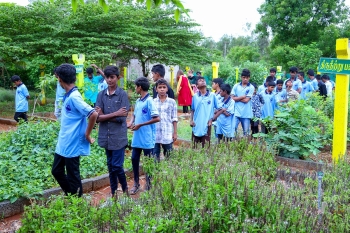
[270, 68, 277, 73]
[155, 79, 169, 88]
[321, 74, 330, 80]
[276, 79, 284, 85]
[86, 67, 94, 74]
[196, 71, 202, 75]
[268, 81, 276, 87]
[11, 75, 21, 82]
[104, 65, 119, 78]
[298, 71, 304, 77]
[265, 76, 274, 83]
[241, 68, 250, 77]
[196, 76, 205, 85]
[212, 78, 224, 86]
[289, 66, 298, 73]
[151, 64, 165, 77]
[134, 77, 150, 91]
[316, 74, 322, 80]
[220, 83, 231, 95]
[307, 69, 315, 76]
[53, 67, 58, 74]
[55, 63, 76, 84]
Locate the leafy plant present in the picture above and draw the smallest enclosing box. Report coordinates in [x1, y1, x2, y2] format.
[258, 99, 333, 159]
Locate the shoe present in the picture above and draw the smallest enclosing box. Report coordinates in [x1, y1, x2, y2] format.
[129, 184, 140, 195]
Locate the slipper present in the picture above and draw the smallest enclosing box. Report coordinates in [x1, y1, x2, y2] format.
[129, 184, 140, 195]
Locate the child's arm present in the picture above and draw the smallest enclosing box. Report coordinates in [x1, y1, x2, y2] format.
[131, 116, 160, 131]
[127, 114, 135, 128]
[85, 111, 98, 143]
[172, 121, 177, 141]
[190, 110, 195, 127]
[208, 109, 225, 126]
[96, 106, 128, 122]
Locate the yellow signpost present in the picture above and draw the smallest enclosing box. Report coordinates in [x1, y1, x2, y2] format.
[170, 66, 174, 89]
[212, 62, 219, 79]
[235, 67, 239, 84]
[332, 38, 349, 163]
[123, 66, 127, 91]
[72, 54, 85, 88]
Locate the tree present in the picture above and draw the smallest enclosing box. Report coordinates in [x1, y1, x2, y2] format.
[256, 0, 349, 48]
[227, 46, 260, 66]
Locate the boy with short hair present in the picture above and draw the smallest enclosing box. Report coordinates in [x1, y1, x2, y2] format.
[261, 68, 277, 85]
[231, 69, 255, 136]
[322, 75, 333, 98]
[51, 63, 98, 197]
[258, 76, 274, 93]
[214, 83, 235, 142]
[316, 75, 327, 98]
[298, 71, 314, 99]
[153, 79, 178, 161]
[212, 78, 224, 101]
[127, 77, 160, 195]
[190, 77, 218, 148]
[84, 67, 100, 106]
[95, 65, 130, 199]
[283, 66, 302, 93]
[260, 81, 277, 134]
[307, 69, 318, 91]
[274, 79, 287, 104]
[151, 64, 175, 99]
[11, 75, 30, 122]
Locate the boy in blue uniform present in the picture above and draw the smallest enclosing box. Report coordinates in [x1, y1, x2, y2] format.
[258, 76, 274, 94]
[307, 69, 318, 91]
[127, 77, 160, 195]
[232, 69, 255, 136]
[190, 77, 218, 148]
[298, 71, 314, 99]
[11, 75, 30, 122]
[260, 82, 276, 134]
[53, 67, 66, 119]
[250, 83, 264, 135]
[154, 79, 178, 161]
[283, 66, 302, 93]
[151, 64, 175, 99]
[214, 83, 235, 142]
[274, 79, 287, 106]
[95, 65, 130, 199]
[51, 64, 98, 197]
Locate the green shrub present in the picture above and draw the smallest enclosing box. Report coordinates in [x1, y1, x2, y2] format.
[0, 88, 14, 102]
[259, 99, 333, 159]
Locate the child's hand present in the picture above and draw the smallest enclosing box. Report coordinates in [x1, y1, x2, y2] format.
[190, 120, 196, 127]
[173, 132, 177, 142]
[95, 106, 103, 115]
[85, 134, 95, 144]
[208, 119, 213, 126]
[114, 107, 128, 117]
[131, 124, 141, 131]
[127, 121, 133, 128]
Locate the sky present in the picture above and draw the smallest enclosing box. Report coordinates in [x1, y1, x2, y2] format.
[1, 0, 265, 41]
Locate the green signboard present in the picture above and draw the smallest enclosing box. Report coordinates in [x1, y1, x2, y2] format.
[74, 64, 84, 73]
[318, 57, 350, 75]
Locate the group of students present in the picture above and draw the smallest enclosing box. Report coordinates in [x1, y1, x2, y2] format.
[9, 63, 334, 199]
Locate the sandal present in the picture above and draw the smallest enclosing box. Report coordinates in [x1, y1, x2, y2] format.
[129, 184, 140, 195]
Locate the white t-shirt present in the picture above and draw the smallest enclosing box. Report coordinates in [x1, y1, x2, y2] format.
[325, 81, 332, 98]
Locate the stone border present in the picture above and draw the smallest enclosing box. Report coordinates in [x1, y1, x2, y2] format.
[0, 118, 17, 126]
[0, 167, 143, 219]
[275, 156, 325, 171]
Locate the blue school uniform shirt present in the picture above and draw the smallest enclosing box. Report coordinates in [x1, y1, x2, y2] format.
[131, 93, 159, 149]
[216, 97, 235, 138]
[258, 83, 267, 94]
[274, 87, 287, 103]
[232, 82, 255, 118]
[15, 83, 29, 112]
[192, 90, 218, 137]
[55, 81, 66, 118]
[84, 76, 100, 104]
[300, 80, 314, 99]
[283, 78, 302, 91]
[55, 87, 95, 158]
[260, 90, 276, 119]
[310, 78, 318, 91]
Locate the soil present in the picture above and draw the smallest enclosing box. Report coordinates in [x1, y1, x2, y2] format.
[0, 123, 16, 132]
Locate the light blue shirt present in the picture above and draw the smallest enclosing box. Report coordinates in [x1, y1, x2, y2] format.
[309, 78, 318, 91]
[131, 94, 159, 149]
[15, 83, 29, 112]
[84, 76, 101, 104]
[232, 82, 255, 118]
[260, 90, 276, 119]
[283, 78, 302, 91]
[55, 81, 66, 119]
[258, 83, 267, 94]
[192, 90, 218, 137]
[55, 87, 95, 158]
[274, 88, 287, 105]
[98, 80, 108, 92]
[216, 97, 235, 138]
[300, 80, 314, 99]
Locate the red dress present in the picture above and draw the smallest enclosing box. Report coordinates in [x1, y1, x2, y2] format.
[177, 75, 194, 106]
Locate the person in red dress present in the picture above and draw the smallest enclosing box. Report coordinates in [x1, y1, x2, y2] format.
[176, 70, 194, 114]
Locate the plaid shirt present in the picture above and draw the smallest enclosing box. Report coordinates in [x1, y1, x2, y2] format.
[154, 96, 178, 144]
[251, 93, 264, 118]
